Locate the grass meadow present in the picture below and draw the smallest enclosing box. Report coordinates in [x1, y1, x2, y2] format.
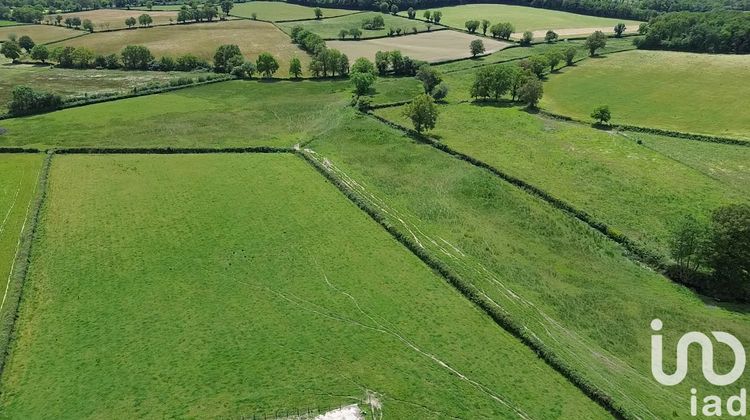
[0, 24, 81, 43]
[52, 20, 309, 76]
[47, 9, 179, 30]
[406, 4, 641, 34]
[541, 50, 750, 139]
[0, 20, 24, 27]
[278, 12, 431, 39]
[374, 103, 748, 256]
[0, 80, 350, 149]
[0, 64, 213, 113]
[307, 110, 750, 419]
[0, 153, 607, 418]
[231, 1, 354, 21]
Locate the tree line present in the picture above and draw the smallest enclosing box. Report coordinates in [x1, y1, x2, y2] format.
[636, 10, 750, 54]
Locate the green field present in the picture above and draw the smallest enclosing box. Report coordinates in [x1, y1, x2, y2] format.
[0, 20, 24, 27]
[306, 110, 750, 419]
[278, 11, 431, 39]
[541, 50, 750, 139]
[0, 80, 349, 149]
[0, 24, 81, 44]
[0, 153, 607, 418]
[408, 4, 641, 33]
[375, 103, 748, 256]
[231, 1, 354, 21]
[0, 64, 213, 113]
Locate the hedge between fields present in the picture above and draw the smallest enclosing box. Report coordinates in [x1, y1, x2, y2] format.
[321, 26, 448, 41]
[297, 149, 629, 420]
[0, 153, 52, 379]
[366, 111, 666, 268]
[53, 146, 293, 154]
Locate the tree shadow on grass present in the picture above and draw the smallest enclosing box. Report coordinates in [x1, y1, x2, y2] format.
[470, 98, 516, 109]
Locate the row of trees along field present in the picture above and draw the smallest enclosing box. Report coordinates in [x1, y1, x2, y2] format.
[636, 10, 750, 53]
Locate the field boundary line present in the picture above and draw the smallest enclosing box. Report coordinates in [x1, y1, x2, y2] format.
[295, 148, 629, 420]
[0, 153, 52, 380]
[52, 146, 294, 154]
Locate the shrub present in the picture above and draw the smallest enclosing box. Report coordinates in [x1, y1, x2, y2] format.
[8, 86, 62, 116]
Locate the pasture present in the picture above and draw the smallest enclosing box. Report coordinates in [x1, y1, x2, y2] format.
[307, 110, 750, 419]
[0, 20, 24, 27]
[52, 20, 309, 76]
[46, 9, 179, 30]
[375, 103, 748, 255]
[0, 24, 81, 44]
[278, 11, 431, 39]
[328, 30, 511, 63]
[0, 153, 607, 418]
[0, 64, 213, 113]
[408, 4, 641, 35]
[0, 80, 350, 149]
[231, 1, 354, 21]
[541, 50, 750, 139]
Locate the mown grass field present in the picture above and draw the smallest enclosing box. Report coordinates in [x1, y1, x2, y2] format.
[53, 20, 309, 76]
[0, 153, 608, 418]
[278, 11, 431, 39]
[0, 24, 81, 43]
[307, 110, 750, 419]
[0, 20, 24, 27]
[231, 1, 354, 21]
[541, 50, 750, 139]
[0, 80, 349, 149]
[375, 103, 748, 256]
[47, 9, 179, 30]
[407, 4, 641, 34]
[0, 64, 213, 113]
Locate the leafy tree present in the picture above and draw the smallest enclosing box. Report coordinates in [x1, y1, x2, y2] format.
[545, 50, 563, 71]
[564, 46, 577, 65]
[338, 29, 348, 39]
[51, 46, 76, 67]
[220, 0, 233, 16]
[289, 56, 302, 78]
[121, 45, 153, 70]
[213, 44, 242, 73]
[407, 7, 415, 19]
[351, 71, 376, 96]
[390, 4, 398, 15]
[125, 16, 136, 28]
[17, 35, 34, 53]
[465, 20, 479, 33]
[256, 52, 279, 77]
[432, 11, 442, 23]
[104, 53, 120, 69]
[423, 10, 431, 21]
[203, 4, 218, 21]
[490, 22, 514, 39]
[0, 40, 21, 62]
[590, 105, 611, 124]
[518, 77, 543, 108]
[8, 86, 62, 116]
[30, 44, 49, 63]
[349, 27, 362, 39]
[705, 204, 750, 297]
[522, 55, 548, 78]
[545, 30, 558, 43]
[159, 55, 176, 71]
[72, 46, 94, 68]
[469, 39, 485, 57]
[481, 19, 490, 35]
[669, 215, 707, 281]
[431, 82, 448, 101]
[314, 7, 323, 19]
[520, 31, 533, 46]
[146, 1, 153, 10]
[55, 15, 63, 25]
[351, 57, 376, 75]
[82, 19, 94, 32]
[470, 65, 514, 100]
[375, 51, 389, 75]
[613, 22, 626, 37]
[403, 94, 438, 133]
[415, 63, 442, 93]
[176, 53, 209, 71]
[585, 30, 607, 56]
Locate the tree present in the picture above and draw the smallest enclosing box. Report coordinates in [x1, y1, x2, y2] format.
[520, 31, 533, 46]
[490, 22, 514, 40]
[669, 215, 707, 282]
[256, 52, 279, 77]
[704, 204, 750, 299]
[203, 4, 218, 22]
[18, 36, 34, 53]
[518, 77, 543, 108]
[220, 0, 233, 17]
[389, 4, 399, 15]
[338, 29, 348, 39]
[146, 1, 153, 10]
[545, 50, 563, 71]
[614, 23, 626, 37]
[289, 56, 302, 78]
[469, 39, 485, 57]
[82, 19, 94, 32]
[120, 45, 153, 70]
[415, 63, 442, 94]
[214, 44, 242, 73]
[349, 28, 362, 39]
[407, 7, 415, 19]
[423, 10, 431, 21]
[564, 46, 577, 65]
[8, 86, 62, 116]
[351, 71, 376, 96]
[585, 30, 607, 56]
[125, 16, 136, 28]
[431, 82, 448, 101]
[71, 17, 82, 29]
[470, 65, 513, 100]
[481, 19, 490, 35]
[590, 105, 611, 124]
[375, 50, 389, 75]
[314, 7, 322, 19]
[432, 11, 442, 23]
[55, 15, 63, 25]
[0, 41, 21, 62]
[522, 55, 548, 78]
[545, 30, 558, 43]
[465, 20, 480, 33]
[351, 57, 376, 76]
[403, 94, 438, 133]
[72, 47, 94, 68]
[30, 44, 49, 63]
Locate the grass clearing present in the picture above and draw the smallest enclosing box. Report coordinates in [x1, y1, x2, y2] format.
[46, 9, 178, 30]
[278, 11, 431, 39]
[53, 19, 309, 76]
[0, 24, 81, 44]
[407, 4, 641, 34]
[0, 80, 350, 149]
[231, 1, 354, 21]
[307, 110, 750, 419]
[0, 153, 607, 418]
[374, 103, 748, 255]
[0, 20, 25, 27]
[328, 30, 511, 63]
[541, 50, 750, 139]
[0, 64, 213, 113]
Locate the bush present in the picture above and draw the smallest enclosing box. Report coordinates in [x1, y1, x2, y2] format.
[8, 86, 62, 116]
[430, 83, 448, 101]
